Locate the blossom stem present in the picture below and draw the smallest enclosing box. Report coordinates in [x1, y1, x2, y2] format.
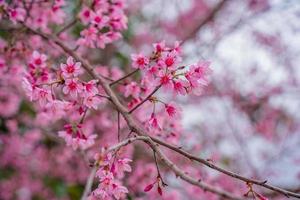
[129, 85, 161, 114]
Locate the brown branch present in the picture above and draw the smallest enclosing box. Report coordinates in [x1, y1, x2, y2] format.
[145, 138, 246, 200]
[56, 19, 78, 36]
[181, 0, 227, 43]
[91, 136, 246, 200]
[129, 85, 162, 114]
[21, 25, 300, 199]
[81, 166, 97, 200]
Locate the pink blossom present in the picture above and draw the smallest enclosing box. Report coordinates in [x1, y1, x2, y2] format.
[91, 188, 109, 199]
[36, 88, 52, 105]
[98, 171, 114, 190]
[115, 158, 132, 177]
[165, 102, 181, 118]
[62, 78, 83, 97]
[30, 51, 47, 68]
[96, 34, 112, 49]
[131, 53, 149, 69]
[148, 113, 161, 130]
[9, 7, 26, 24]
[77, 27, 98, 48]
[79, 6, 92, 24]
[159, 72, 172, 89]
[159, 50, 181, 69]
[112, 183, 129, 199]
[83, 80, 99, 96]
[91, 10, 109, 28]
[60, 57, 82, 78]
[22, 78, 35, 101]
[153, 41, 166, 53]
[83, 96, 102, 109]
[58, 124, 97, 150]
[109, 11, 128, 30]
[173, 80, 187, 95]
[190, 61, 212, 79]
[124, 82, 141, 98]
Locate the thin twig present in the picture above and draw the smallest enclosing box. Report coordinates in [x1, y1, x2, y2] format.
[117, 111, 120, 142]
[56, 19, 77, 36]
[109, 69, 139, 86]
[81, 167, 97, 200]
[181, 0, 227, 43]
[129, 85, 161, 114]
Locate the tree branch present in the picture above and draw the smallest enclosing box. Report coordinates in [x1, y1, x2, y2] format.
[181, 0, 227, 43]
[81, 136, 244, 200]
[21, 24, 300, 199]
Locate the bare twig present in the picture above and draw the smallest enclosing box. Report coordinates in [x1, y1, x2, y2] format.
[181, 0, 227, 43]
[81, 167, 97, 200]
[129, 85, 162, 114]
[109, 69, 139, 86]
[56, 19, 77, 36]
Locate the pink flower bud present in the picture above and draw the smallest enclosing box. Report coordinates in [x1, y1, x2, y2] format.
[144, 184, 154, 192]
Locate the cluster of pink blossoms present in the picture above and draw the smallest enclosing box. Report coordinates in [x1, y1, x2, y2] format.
[21, 40, 212, 198]
[77, 0, 127, 48]
[23, 51, 102, 150]
[89, 151, 132, 199]
[2, 0, 66, 31]
[126, 41, 211, 134]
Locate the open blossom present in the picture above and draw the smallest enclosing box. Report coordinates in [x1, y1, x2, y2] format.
[9, 7, 26, 23]
[60, 57, 82, 78]
[153, 41, 166, 53]
[83, 80, 99, 96]
[115, 158, 132, 178]
[77, 26, 98, 48]
[83, 96, 102, 109]
[36, 88, 52, 106]
[30, 51, 47, 68]
[159, 50, 181, 69]
[96, 33, 112, 49]
[165, 102, 181, 118]
[79, 6, 92, 24]
[131, 53, 149, 69]
[190, 61, 212, 78]
[92, 167, 129, 200]
[112, 183, 129, 199]
[159, 72, 172, 89]
[173, 79, 188, 95]
[124, 82, 141, 98]
[58, 124, 97, 150]
[91, 10, 109, 28]
[185, 61, 212, 90]
[62, 78, 83, 97]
